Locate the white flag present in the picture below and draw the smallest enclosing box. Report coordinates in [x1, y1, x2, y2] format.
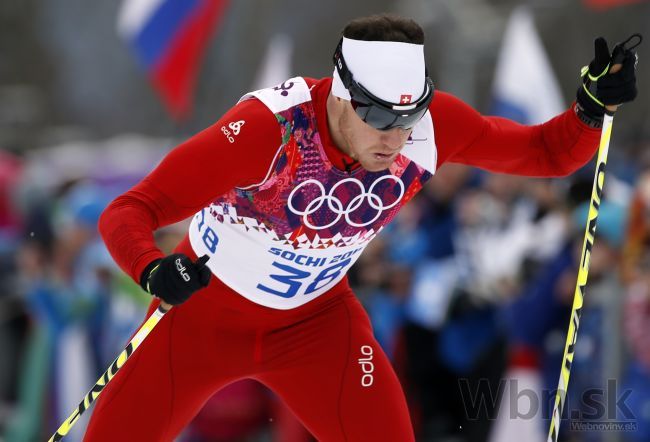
[491, 6, 564, 124]
[252, 33, 294, 90]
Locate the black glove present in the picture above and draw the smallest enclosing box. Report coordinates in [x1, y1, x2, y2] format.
[576, 34, 641, 126]
[140, 254, 211, 305]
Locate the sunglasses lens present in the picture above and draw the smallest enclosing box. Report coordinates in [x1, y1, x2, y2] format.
[354, 103, 428, 130]
[348, 80, 433, 130]
[350, 99, 368, 111]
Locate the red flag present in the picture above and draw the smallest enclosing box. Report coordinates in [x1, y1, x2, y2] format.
[584, 0, 648, 10]
[119, 0, 230, 120]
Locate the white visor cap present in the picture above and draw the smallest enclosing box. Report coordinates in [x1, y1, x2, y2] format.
[331, 37, 426, 104]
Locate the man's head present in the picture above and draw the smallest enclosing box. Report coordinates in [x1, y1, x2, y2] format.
[327, 14, 433, 172]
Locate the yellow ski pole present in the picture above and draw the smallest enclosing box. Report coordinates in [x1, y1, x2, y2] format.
[547, 112, 613, 442]
[547, 32, 642, 440]
[48, 301, 172, 442]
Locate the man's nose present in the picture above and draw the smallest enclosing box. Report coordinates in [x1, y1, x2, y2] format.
[381, 128, 409, 150]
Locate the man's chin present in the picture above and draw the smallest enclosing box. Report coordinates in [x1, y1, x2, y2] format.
[359, 158, 393, 172]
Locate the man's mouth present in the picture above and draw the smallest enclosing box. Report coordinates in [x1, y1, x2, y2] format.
[374, 152, 398, 161]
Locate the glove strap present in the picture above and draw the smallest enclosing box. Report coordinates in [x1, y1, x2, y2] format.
[574, 102, 603, 129]
[583, 63, 610, 82]
[146, 264, 160, 293]
[582, 83, 605, 108]
[140, 259, 162, 293]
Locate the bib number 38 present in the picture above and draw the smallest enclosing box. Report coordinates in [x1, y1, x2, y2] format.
[256, 258, 351, 298]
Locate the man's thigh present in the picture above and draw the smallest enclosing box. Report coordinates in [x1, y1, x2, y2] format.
[83, 294, 249, 441]
[258, 293, 414, 442]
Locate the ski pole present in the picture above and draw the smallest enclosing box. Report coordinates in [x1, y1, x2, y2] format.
[48, 301, 172, 442]
[547, 112, 613, 442]
[547, 33, 641, 441]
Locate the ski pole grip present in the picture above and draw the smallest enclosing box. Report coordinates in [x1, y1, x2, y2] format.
[605, 33, 642, 113]
[604, 63, 623, 113]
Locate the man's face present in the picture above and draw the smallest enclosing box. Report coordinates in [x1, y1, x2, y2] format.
[337, 102, 412, 172]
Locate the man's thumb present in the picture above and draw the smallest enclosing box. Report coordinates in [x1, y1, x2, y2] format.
[195, 255, 210, 269]
[593, 37, 611, 74]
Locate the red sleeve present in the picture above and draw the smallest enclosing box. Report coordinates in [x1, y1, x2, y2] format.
[98, 98, 281, 283]
[431, 92, 601, 177]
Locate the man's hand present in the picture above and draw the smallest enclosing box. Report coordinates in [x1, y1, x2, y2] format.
[576, 34, 641, 126]
[140, 254, 211, 305]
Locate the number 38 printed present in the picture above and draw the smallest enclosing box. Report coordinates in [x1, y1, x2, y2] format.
[256, 258, 351, 298]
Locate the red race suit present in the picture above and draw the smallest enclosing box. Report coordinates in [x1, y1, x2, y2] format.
[85, 77, 600, 441]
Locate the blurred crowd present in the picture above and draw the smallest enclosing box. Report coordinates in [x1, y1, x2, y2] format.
[1, 132, 650, 442]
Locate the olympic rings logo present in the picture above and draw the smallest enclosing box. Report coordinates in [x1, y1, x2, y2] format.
[287, 176, 405, 230]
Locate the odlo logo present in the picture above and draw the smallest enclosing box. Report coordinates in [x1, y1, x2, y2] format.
[228, 120, 245, 135]
[221, 120, 245, 143]
[175, 258, 191, 282]
[358, 345, 374, 387]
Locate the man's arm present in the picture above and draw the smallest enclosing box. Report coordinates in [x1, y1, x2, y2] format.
[98, 98, 281, 283]
[432, 91, 601, 177]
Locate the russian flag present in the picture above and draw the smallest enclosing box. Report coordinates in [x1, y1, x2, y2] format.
[118, 0, 229, 120]
[490, 6, 564, 125]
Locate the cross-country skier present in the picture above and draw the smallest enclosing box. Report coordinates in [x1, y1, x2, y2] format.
[84, 13, 639, 441]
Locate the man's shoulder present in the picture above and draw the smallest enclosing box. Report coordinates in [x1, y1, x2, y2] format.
[239, 76, 324, 114]
[429, 90, 464, 109]
[427, 90, 480, 124]
[303, 76, 331, 89]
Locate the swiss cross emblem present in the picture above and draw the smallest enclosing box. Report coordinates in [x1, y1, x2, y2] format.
[400, 94, 412, 104]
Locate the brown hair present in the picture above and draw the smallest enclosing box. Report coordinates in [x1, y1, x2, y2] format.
[342, 14, 424, 44]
